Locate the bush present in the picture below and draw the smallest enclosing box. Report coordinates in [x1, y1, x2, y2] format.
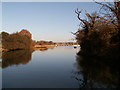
[2, 30, 34, 51]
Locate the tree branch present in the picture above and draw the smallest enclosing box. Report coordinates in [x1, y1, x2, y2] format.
[75, 8, 90, 27]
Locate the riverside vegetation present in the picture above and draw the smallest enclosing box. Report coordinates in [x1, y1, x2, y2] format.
[73, 1, 120, 88]
[0, 29, 78, 52]
[1, 1, 120, 88]
[1, 29, 35, 51]
[74, 1, 120, 60]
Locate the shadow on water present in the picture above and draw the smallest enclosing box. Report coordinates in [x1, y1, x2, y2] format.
[2, 50, 33, 68]
[73, 54, 120, 89]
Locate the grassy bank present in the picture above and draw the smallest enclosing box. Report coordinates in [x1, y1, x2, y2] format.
[34, 45, 56, 48]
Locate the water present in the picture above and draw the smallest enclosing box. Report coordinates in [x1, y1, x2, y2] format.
[2, 46, 119, 88]
[2, 46, 80, 88]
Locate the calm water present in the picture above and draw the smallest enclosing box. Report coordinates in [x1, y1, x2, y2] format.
[2, 46, 81, 88]
[2, 46, 119, 88]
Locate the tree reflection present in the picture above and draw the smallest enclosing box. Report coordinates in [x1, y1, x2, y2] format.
[38, 48, 48, 51]
[2, 50, 33, 68]
[35, 46, 55, 51]
[74, 55, 120, 88]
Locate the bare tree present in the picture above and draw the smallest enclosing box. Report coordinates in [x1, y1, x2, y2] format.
[95, 0, 120, 41]
[75, 9, 98, 35]
[75, 0, 120, 42]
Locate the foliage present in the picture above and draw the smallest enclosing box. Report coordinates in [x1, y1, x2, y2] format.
[36, 40, 55, 45]
[2, 29, 34, 51]
[75, 1, 120, 56]
[74, 2, 120, 88]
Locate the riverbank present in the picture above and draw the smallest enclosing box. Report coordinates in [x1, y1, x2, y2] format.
[0, 48, 8, 52]
[34, 45, 56, 48]
[0, 45, 56, 52]
[34, 45, 56, 51]
[1, 44, 80, 52]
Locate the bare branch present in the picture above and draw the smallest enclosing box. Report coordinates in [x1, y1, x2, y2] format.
[75, 8, 89, 27]
[97, 16, 112, 22]
[95, 1, 115, 12]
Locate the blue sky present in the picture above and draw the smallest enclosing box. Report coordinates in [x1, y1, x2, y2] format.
[2, 2, 101, 42]
[0, 2, 1, 31]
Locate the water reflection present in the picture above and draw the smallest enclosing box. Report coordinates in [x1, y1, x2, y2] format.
[74, 55, 120, 88]
[2, 46, 79, 88]
[2, 50, 33, 68]
[35, 47, 48, 51]
[35, 46, 55, 51]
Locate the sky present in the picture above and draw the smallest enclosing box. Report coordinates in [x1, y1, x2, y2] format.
[2, 2, 101, 42]
[0, 2, 1, 32]
[1, 0, 115, 2]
